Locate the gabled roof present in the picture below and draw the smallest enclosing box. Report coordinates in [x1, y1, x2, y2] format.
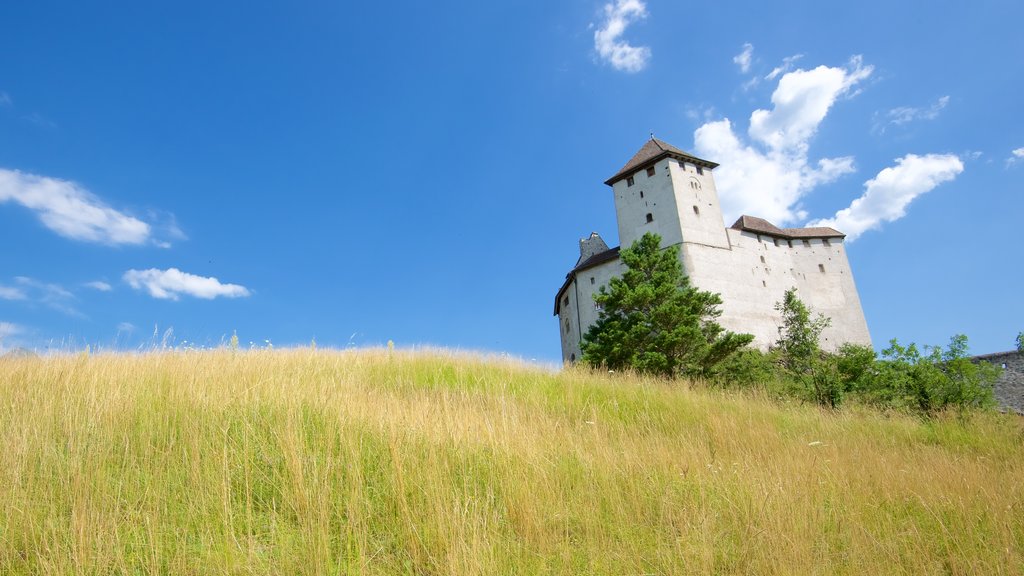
[605, 138, 719, 186]
[730, 215, 845, 239]
[553, 247, 621, 315]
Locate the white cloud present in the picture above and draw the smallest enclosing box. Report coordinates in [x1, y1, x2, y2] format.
[0, 168, 158, 245]
[733, 43, 753, 73]
[13, 276, 82, 317]
[594, 0, 651, 73]
[85, 280, 112, 292]
[0, 321, 20, 339]
[694, 56, 873, 224]
[765, 54, 804, 81]
[874, 95, 949, 133]
[123, 268, 251, 301]
[0, 285, 26, 300]
[1007, 147, 1024, 166]
[808, 154, 963, 240]
[117, 322, 135, 333]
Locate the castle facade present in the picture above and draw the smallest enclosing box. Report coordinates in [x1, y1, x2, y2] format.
[555, 138, 872, 363]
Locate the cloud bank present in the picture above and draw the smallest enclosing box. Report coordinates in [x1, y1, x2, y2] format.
[809, 154, 963, 240]
[694, 56, 873, 225]
[124, 268, 251, 301]
[594, 0, 651, 73]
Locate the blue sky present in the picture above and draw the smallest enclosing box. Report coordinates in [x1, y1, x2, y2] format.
[1, 0, 1021, 362]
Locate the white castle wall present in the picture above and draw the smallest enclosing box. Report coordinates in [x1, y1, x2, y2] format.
[557, 143, 872, 362]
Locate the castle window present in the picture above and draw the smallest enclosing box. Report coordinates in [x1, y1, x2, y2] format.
[646, 166, 656, 177]
[802, 239, 811, 247]
[787, 240, 793, 248]
[762, 280, 767, 287]
[679, 160, 687, 169]
[696, 166, 704, 175]
[818, 264, 826, 273]
[760, 255, 765, 264]
[564, 319, 571, 334]
[693, 205, 700, 215]
[822, 238, 831, 247]
[627, 176, 635, 187]
[773, 238, 780, 247]
[570, 353, 576, 362]
[563, 296, 569, 307]
[640, 191, 644, 198]
[590, 276, 595, 285]
[646, 213, 654, 223]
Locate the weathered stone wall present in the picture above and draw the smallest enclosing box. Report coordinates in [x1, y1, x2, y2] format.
[974, 351, 1024, 414]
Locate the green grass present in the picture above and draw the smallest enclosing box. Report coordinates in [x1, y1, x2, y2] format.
[0, 348, 1021, 574]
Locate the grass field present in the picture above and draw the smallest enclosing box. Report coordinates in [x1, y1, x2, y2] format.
[0, 348, 1021, 575]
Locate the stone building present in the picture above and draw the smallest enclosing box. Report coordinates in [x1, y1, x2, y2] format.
[973, 351, 1024, 414]
[554, 138, 872, 363]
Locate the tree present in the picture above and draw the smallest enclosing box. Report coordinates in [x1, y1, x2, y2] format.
[581, 233, 753, 378]
[1017, 331, 1023, 353]
[773, 288, 839, 407]
[873, 335, 997, 414]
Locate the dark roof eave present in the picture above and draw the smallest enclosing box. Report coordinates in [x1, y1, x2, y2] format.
[731, 215, 847, 240]
[604, 151, 719, 186]
[553, 247, 621, 315]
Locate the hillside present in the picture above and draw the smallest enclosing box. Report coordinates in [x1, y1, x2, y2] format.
[1, 349, 1021, 574]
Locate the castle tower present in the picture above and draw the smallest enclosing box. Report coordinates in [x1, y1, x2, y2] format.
[554, 137, 871, 363]
[604, 138, 730, 256]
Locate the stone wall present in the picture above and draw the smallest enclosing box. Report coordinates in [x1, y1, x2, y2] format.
[974, 351, 1024, 414]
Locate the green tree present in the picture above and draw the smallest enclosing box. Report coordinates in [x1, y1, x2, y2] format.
[873, 335, 998, 414]
[1017, 331, 1023, 352]
[773, 288, 839, 407]
[581, 233, 753, 378]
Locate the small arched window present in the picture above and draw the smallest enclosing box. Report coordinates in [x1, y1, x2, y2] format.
[646, 213, 654, 223]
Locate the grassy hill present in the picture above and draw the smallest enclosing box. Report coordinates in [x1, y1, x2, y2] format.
[1, 349, 1021, 574]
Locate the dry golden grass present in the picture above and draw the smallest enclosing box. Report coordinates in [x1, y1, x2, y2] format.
[0, 348, 1021, 574]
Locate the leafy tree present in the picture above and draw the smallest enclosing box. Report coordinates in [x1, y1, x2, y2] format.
[774, 288, 831, 375]
[872, 335, 998, 414]
[1017, 331, 1023, 353]
[581, 233, 753, 378]
[773, 288, 839, 407]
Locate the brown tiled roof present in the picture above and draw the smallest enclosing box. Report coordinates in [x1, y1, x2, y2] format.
[730, 215, 845, 239]
[553, 247, 621, 315]
[604, 138, 719, 186]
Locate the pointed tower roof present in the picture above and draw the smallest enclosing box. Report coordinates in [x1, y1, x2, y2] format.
[604, 137, 719, 186]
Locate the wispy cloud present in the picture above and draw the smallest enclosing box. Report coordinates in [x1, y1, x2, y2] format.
[0, 321, 25, 353]
[123, 268, 251, 301]
[84, 280, 113, 292]
[809, 154, 963, 240]
[13, 276, 83, 317]
[593, 0, 651, 73]
[0, 284, 27, 300]
[0, 321, 20, 338]
[0, 91, 11, 107]
[1006, 147, 1024, 167]
[694, 56, 873, 225]
[0, 168, 177, 246]
[873, 95, 950, 134]
[733, 43, 754, 73]
[765, 54, 804, 81]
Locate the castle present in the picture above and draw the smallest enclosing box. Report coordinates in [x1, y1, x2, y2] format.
[554, 138, 872, 363]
